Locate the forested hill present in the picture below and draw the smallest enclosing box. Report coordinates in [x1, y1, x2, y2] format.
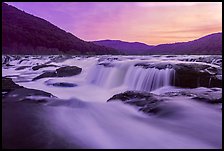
[93, 40, 154, 55]
[2, 3, 119, 55]
[94, 33, 222, 55]
[147, 32, 222, 55]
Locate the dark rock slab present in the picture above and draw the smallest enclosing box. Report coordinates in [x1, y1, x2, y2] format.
[166, 55, 177, 58]
[49, 55, 74, 63]
[97, 63, 114, 67]
[107, 91, 163, 114]
[19, 59, 29, 64]
[179, 55, 222, 67]
[98, 57, 119, 63]
[2, 77, 55, 102]
[15, 66, 30, 70]
[2, 77, 23, 92]
[134, 62, 173, 70]
[162, 88, 222, 104]
[56, 66, 82, 77]
[5, 64, 14, 67]
[134, 63, 152, 69]
[45, 82, 77, 87]
[174, 63, 222, 88]
[134, 62, 222, 88]
[32, 66, 82, 81]
[192, 96, 222, 104]
[32, 64, 58, 71]
[107, 88, 222, 116]
[108, 91, 155, 101]
[32, 72, 57, 81]
[3, 87, 55, 102]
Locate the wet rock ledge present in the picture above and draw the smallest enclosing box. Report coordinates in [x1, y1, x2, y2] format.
[135, 62, 222, 88]
[32, 66, 82, 81]
[2, 77, 55, 103]
[107, 91, 163, 114]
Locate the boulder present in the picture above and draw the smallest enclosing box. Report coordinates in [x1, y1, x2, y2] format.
[2, 77, 23, 92]
[3, 88, 55, 102]
[2, 77, 55, 103]
[107, 91, 163, 114]
[32, 66, 82, 81]
[56, 66, 82, 77]
[107, 88, 222, 116]
[173, 63, 222, 88]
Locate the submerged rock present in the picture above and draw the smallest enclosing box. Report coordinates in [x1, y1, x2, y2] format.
[45, 82, 77, 87]
[32, 66, 82, 81]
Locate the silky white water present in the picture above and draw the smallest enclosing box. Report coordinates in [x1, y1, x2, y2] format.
[2, 55, 222, 149]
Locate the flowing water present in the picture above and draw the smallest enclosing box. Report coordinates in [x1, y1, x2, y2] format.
[2, 55, 222, 149]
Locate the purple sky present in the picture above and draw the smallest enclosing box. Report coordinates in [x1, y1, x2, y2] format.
[6, 2, 222, 45]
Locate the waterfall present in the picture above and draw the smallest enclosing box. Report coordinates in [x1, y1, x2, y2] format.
[86, 64, 129, 88]
[87, 63, 175, 91]
[124, 66, 175, 92]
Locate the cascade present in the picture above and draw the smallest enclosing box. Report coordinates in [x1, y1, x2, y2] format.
[87, 63, 175, 91]
[86, 63, 129, 88]
[124, 66, 175, 91]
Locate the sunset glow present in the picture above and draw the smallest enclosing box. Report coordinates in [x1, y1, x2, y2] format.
[7, 2, 222, 45]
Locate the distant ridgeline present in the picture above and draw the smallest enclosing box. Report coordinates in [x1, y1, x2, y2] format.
[146, 33, 222, 55]
[2, 3, 119, 55]
[2, 3, 222, 55]
[94, 33, 222, 55]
